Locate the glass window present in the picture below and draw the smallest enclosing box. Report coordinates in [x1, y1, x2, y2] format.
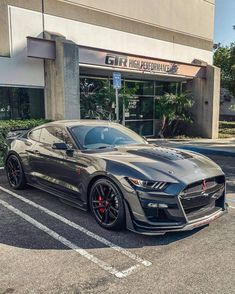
[0, 87, 44, 120]
[80, 78, 114, 120]
[40, 127, 73, 147]
[29, 129, 41, 141]
[125, 121, 154, 137]
[155, 81, 181, 96]
[155, 81, 170, 96]
[125, 80, 154, 96]
[125, 97, 154, 120]
[70, 124, 146, 150]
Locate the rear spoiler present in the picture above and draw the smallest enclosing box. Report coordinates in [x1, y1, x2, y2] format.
[6, 128, 30, 143]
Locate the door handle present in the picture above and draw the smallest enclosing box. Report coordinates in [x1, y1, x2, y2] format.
[33, 150, 40, 154]
[25, 140, 32, 146]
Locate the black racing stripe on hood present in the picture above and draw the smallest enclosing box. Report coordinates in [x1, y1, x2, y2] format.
[126, 147, 193, 161]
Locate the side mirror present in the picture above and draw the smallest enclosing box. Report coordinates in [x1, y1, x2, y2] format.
[52, 142, 68, 150]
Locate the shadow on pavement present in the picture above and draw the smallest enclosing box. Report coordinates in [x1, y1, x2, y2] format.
[0, 174, 205, 251]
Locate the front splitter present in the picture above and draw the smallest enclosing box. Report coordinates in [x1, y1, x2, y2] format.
[128, 206, 228, 236]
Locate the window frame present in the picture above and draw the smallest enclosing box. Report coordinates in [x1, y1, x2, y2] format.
[28, 125, 77, 149]
[28, 128, 42, 143]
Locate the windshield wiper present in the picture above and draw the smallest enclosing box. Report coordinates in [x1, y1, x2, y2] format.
[95, 146, 111, 149]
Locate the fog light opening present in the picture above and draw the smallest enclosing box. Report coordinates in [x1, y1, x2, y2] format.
[147, 203, 168, 208]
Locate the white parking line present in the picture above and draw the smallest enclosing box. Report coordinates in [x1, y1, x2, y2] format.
[0, 198, 140, 279]
[0, 185, 151, 267]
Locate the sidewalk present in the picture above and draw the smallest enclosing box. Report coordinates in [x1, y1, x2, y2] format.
[148, 137, 235, 156]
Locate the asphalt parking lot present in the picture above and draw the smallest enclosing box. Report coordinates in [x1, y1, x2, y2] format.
[0, 154, 234, 294]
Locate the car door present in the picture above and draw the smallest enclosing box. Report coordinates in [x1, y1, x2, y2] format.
[28, 126, 82, 200]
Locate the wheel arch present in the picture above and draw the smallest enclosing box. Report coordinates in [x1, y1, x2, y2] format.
[86, 173, 123, 208]
[86, 173, 133, 229]
[4, 150, 22, 167]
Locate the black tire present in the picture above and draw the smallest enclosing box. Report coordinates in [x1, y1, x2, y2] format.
[90, 178, 126, 230]
[6, 154, 27, 190]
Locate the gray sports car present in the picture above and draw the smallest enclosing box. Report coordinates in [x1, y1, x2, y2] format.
[5, 120, 227, 235]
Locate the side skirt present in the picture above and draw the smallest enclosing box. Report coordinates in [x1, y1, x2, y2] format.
[27, 183, 88, 211]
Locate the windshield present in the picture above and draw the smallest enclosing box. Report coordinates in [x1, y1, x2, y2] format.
[70, 124, 147, 150]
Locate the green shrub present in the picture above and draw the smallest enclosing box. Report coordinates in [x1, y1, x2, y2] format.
[155, 92, 194, 138]
[219, 121, 235, 129]
[219, 121, 235, 138]
[0, 119, 51, 166]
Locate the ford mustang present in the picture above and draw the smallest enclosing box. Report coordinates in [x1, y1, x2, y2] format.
[4, 120, 227, 235]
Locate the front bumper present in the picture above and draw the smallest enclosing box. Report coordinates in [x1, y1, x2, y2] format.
[121, 176, 228, 235]
[126, 205, 228, 235]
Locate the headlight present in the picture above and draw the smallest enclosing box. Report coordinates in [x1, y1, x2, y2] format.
[127, 177, 168, 191]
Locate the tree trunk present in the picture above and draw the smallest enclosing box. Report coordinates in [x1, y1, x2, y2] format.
[158, 115, 166, 138]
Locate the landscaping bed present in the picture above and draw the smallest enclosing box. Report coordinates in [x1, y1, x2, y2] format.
[219, 121, 235, 138]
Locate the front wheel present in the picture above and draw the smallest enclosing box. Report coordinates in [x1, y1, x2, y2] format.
[90, 178, 126, 230]
[6, 155, 27, 189]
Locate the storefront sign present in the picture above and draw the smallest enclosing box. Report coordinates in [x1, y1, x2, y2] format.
[79, 46, 206, 78]
[105, 54, 179, 75]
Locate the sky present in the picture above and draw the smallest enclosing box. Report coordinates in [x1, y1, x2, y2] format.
[214, 0, 235, 45]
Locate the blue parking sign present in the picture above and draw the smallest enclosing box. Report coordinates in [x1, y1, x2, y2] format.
[113, 72, 121, 89]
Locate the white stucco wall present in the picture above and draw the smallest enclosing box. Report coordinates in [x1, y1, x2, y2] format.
[44, 13, 213, 65]
[0, 6, 213, 88]
[0, 6, 44, 87]
[62, 0, 215, 41]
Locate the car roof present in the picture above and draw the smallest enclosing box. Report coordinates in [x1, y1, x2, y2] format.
[33, 120, 120, 130]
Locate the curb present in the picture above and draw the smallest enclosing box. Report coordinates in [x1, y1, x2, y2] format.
[177, 146, 235, 157]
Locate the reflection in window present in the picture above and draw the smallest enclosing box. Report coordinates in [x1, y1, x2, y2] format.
[71, 125, 146, 149]
[80, 78, 115, 120]
[125, 80, 154, 96]
[125, 121, 153, 136]
[0, 87, 44, 120]
[155, 81, 181, 96]
[40, 127, 73, 147]
[29, 129, 41, 141]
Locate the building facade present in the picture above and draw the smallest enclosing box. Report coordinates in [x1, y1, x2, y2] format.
[0, 0, 220, 137]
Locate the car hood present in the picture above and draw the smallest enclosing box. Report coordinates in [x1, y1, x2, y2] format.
[90, 144, 223, 184]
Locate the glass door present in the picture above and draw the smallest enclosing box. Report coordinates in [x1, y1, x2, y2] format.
[124, 80, 155, 137]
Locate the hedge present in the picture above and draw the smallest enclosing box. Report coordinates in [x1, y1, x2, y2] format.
[0, 119, 50, 166]
[219, 121, 235, 138]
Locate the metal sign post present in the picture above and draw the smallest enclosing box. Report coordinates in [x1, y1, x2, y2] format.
[113, 72, 121, 122]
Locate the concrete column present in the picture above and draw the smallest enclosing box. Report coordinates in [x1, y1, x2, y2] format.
[44, 32, 80, 120]
[191, 65, 220, 138]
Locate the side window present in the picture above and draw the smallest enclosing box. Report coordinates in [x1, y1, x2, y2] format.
[29, 129, 41, 141]
[54, 128, 74, 148]
[40, 127, 74, 148]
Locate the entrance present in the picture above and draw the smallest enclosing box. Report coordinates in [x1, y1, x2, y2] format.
[80, 76, 184, 137]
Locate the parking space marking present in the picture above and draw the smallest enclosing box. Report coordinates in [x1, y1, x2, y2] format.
[0, 185, 152, 267]
[0, 198, 142, 279]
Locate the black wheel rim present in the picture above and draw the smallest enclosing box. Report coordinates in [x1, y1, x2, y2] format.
[7, 156, 22, 187]
[91, 181, 119, 226]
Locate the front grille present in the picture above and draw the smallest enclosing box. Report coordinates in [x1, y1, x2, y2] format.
[180, 176, 225, 220]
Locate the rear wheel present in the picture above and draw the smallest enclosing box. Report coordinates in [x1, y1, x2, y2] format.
[90, 178, 125, 230]
[6, 155, 27, 189]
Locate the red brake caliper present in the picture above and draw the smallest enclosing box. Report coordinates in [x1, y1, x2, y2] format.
[98, 195, 105, 213]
